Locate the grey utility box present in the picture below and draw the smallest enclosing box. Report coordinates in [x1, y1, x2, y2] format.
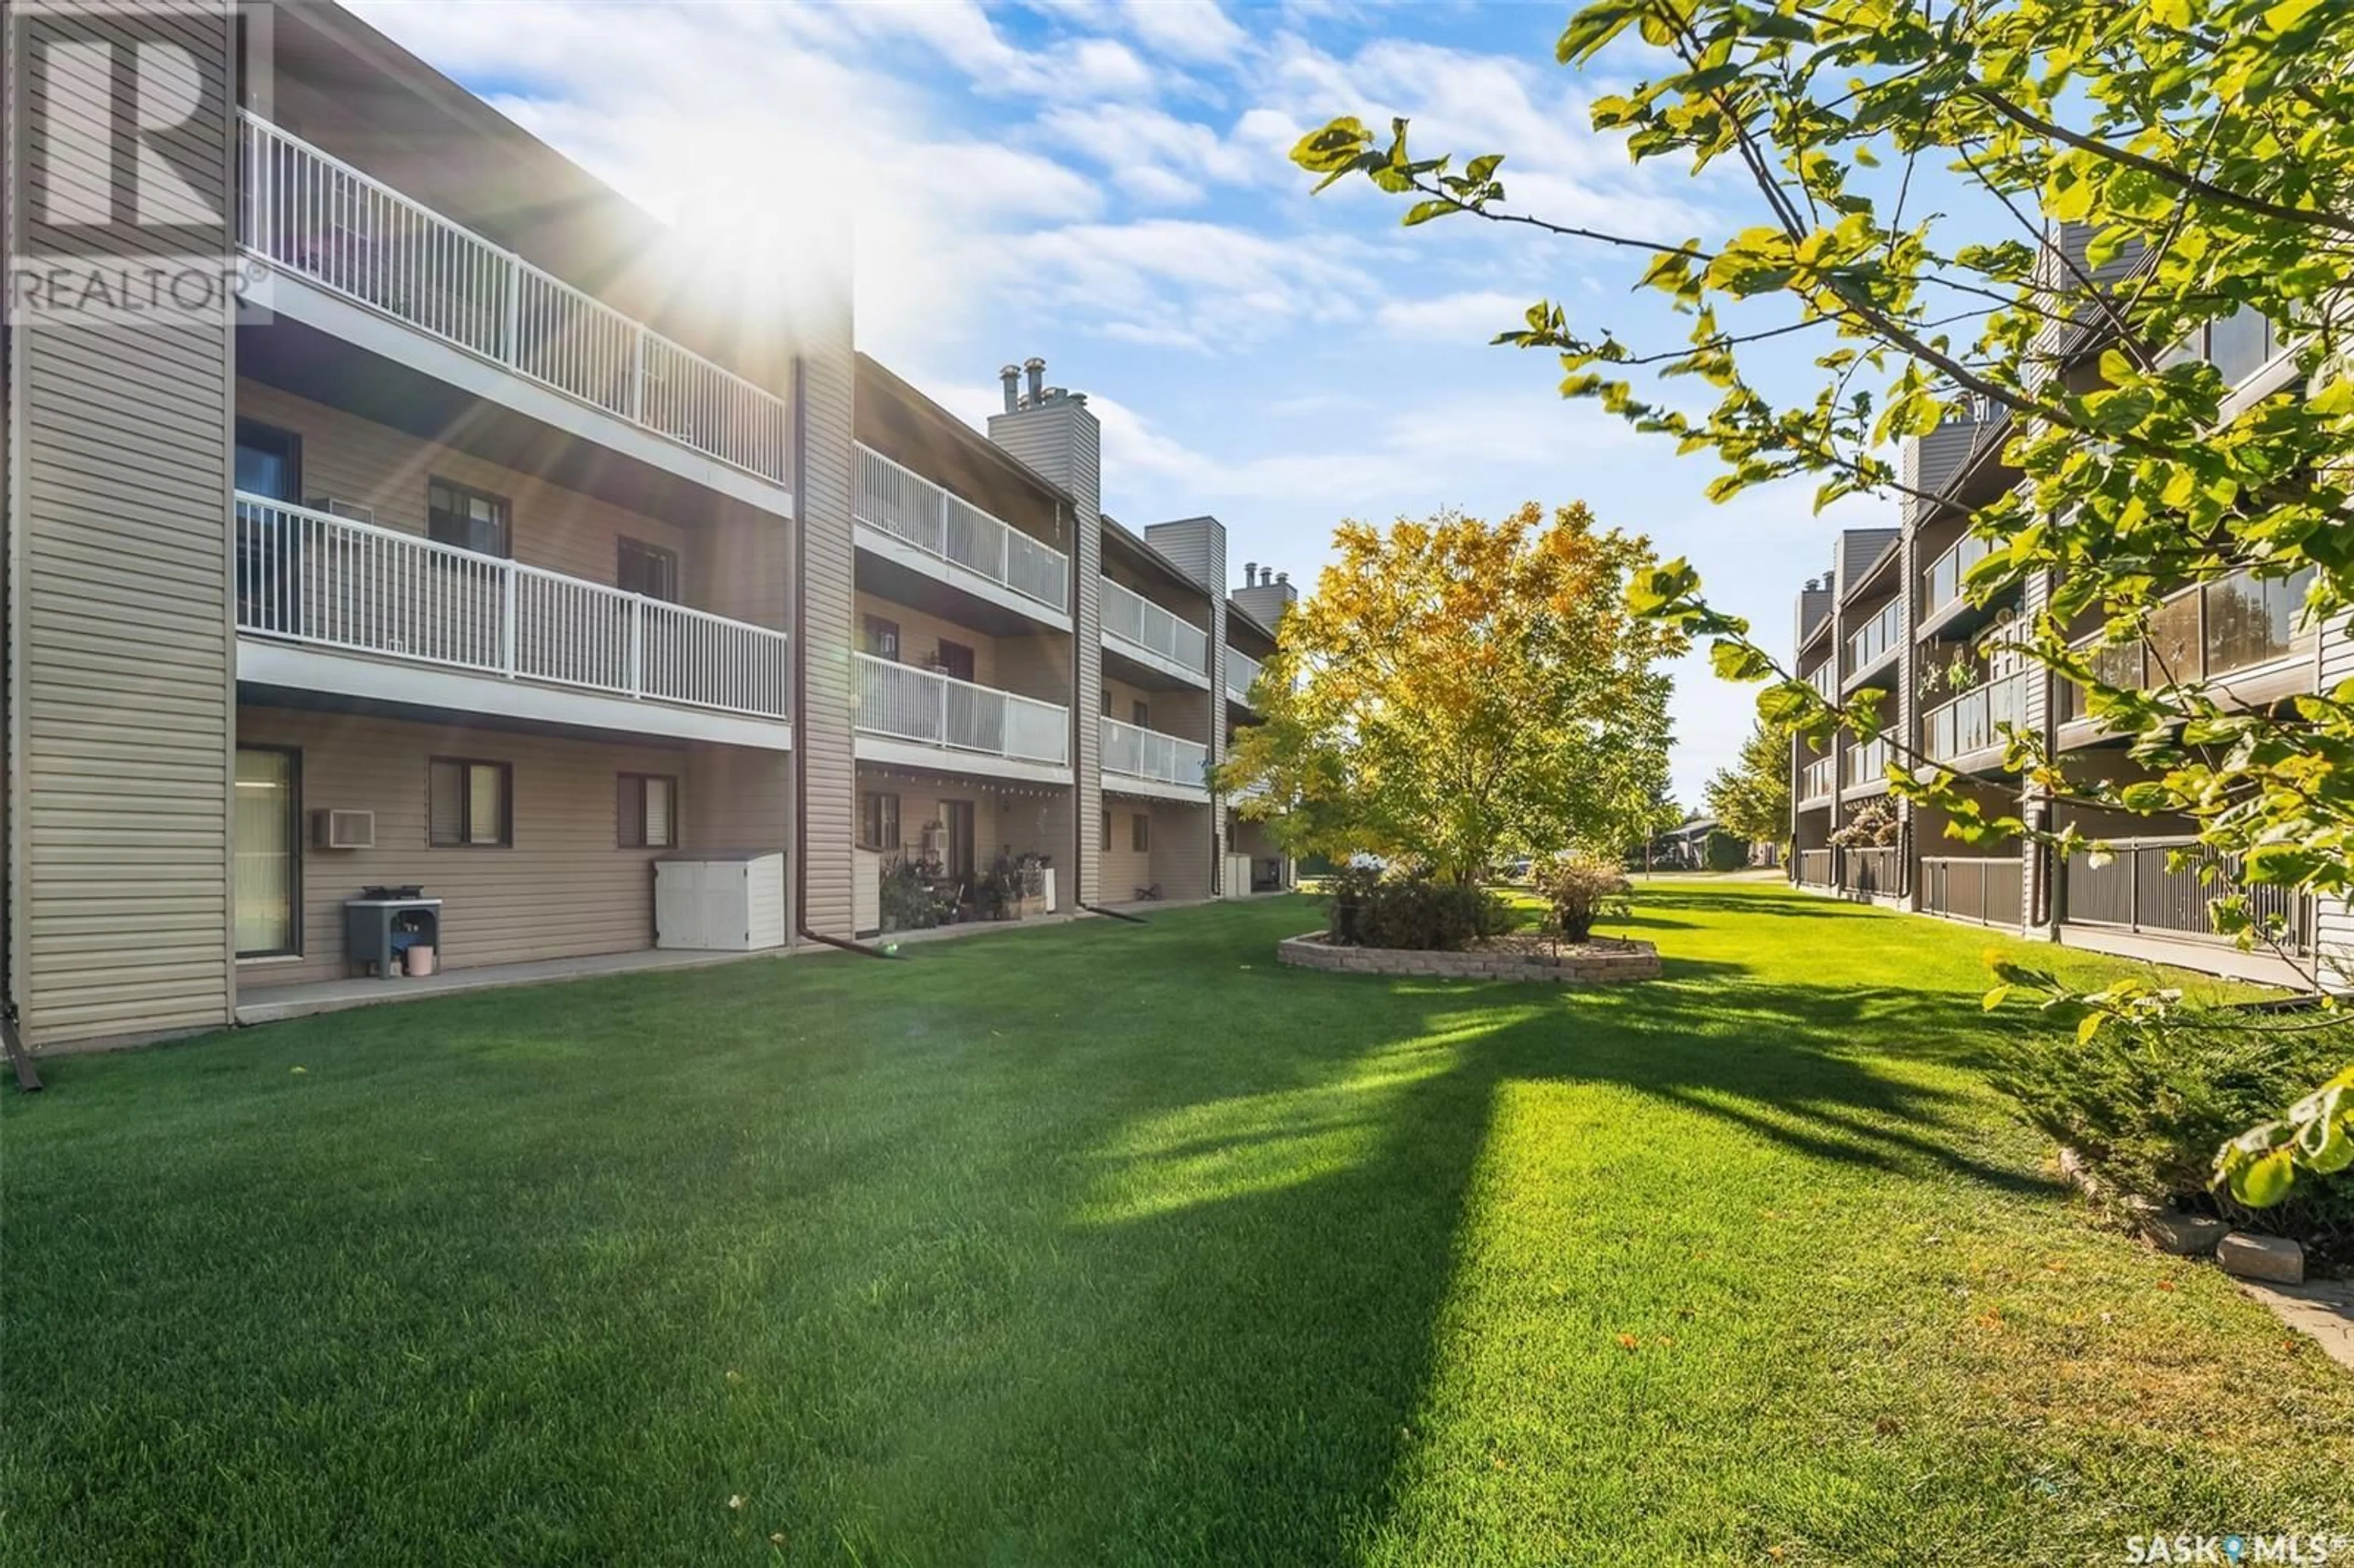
[344, 895, 443, 981]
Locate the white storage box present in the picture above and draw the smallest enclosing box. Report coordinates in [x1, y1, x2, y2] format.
[654, 851, 787, 951]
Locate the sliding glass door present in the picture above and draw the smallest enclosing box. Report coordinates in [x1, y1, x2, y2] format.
[234, 748, 300, 957]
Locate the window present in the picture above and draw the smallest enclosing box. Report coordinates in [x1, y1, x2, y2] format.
[429, 758, 511, 847]
[860, 791, 902, 851]
[934, 639, 975, 683]
[234, 421, 302, 501]
[234, 747, 300, 957]
[1131, 699, 1150, 728]
[1132, 813, 1151, 853]
[1100, 687, 1113, 717]
[861, 614, 901, 660]
[427, 478, 511, 558]
[1100, 809, 1112, 852]
[618, 774, 677, 848]
[617, 538, 679, 603]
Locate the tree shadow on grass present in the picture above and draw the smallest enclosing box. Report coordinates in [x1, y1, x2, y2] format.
[934, 925, 2065, 1563]
[0, 891, 2066, 1567]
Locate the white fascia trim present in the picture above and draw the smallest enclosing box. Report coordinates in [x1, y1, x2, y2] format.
[237, 639, 794, 752]
[1101, 774, 1214, 804]
[1101, 633, 1213, 691]
[852, 733, 1073, 788]
[248, 269, 796, 521]
[852, 523, 1072, 633]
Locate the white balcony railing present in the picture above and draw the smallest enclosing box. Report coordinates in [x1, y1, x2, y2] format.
[233, 496, 790, 719]
[1843, 598, 1903, 679]
[1226, 649, 1263, 704]
[1922, 671, 2031, 764]
[237, 113, 790, 485]
[1102, 717, 1209, 790]
[1843, 736, 1892, 790]
[1922, 531, 1997, 617]
[852, 444, 1070, 614]
[853, 653, 1070, 767]
[1101, 579, 1209, 675]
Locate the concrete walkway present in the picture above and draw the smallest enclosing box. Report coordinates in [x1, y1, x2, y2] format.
[2239, 1277, 2354, 1373]
[235, 946, 793, 1026]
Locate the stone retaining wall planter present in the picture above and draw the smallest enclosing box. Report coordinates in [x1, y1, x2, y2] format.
[1278, 931, 1661, 983]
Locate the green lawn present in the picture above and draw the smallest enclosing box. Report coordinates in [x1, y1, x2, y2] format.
[4, 882, 2350, 1565]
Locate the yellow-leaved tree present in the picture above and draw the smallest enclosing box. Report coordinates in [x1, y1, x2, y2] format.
[1223, 501, 1683, 883]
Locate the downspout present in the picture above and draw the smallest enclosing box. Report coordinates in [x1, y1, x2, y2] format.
[787, 352, 897, 962]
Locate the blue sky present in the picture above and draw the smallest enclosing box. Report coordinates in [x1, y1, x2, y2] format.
[351, 0, 1892, 805]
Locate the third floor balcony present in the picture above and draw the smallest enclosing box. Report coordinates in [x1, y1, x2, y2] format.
[853, 443, 1071, 625]
[238, 113, 791, 497]
[1101, 579, 1210, 687]
[1102, 716, 1210, 798]
[1843, 598, 1903, 686]
[853, 652, 1070, 778]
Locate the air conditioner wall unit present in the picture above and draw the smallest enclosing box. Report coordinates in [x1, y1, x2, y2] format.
[305, 496, 376, 525]
[313, 809, 376, 850]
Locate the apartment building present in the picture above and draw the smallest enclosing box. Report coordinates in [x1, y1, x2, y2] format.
[1785, 230, 2336, 987]
[1, 1, 1289, 1052]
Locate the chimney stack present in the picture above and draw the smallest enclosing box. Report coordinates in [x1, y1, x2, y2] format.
[999, 363, 1020, 414]
[1023, 356, 1046, 406]
[1275, 571, 1288, 586]
[1243, 563, 1258, 587]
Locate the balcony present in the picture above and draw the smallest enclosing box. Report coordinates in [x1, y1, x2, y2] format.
[1795, 848, 1834, 889]
[852, 443, 1070, 620]
[1101, 579, 1209, 683]
[1226, 649, 1264, 705]
[1843, 598, 1903, 683]
[1842, 736, 1892, 792]
[2062, 837, 2309, 953]
[233, 497, 790, 741]
[1102, 717, 1209, 796]
[238, 114, 789, 487]
[1922, 671, 2031, 765]
[853, 653, 1070, 774]
[1921, 531, 1997, 621]
[1921, 856, 2023, 928]
[1840, 847, 1901, 898]
[1798, 753, 1837, 803]
[2059, 568, 2315, 724]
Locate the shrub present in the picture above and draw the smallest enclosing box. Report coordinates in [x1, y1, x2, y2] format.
[1536, 855, 1631, 943]
[1998, 1011, 2354, 1262]
[1322, 858, 1510, 951]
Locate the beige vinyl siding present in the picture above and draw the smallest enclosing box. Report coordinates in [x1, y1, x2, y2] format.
[853, 592, 1003, 687]
[236, 706, 741, 986]
[1100, 804, 1153, 902]
[1145, 519, 1227, 889]
[234, 381, 702, 601]
[798, 298, 859, 936]
[988, 404, 1099, 904]
[7, 9, 238, 1046]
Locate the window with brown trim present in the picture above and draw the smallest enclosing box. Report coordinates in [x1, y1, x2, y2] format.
[861, 614, 901, 660]
[1100, 809, 1112, 852]
[429, 758, 512, 848]
[1131, 812, 1151, 853]
[618, 774, 677, 848]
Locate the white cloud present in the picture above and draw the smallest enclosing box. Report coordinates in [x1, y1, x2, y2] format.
[1118, 0, 1249, 63]
[1375, 287, 1538, 341]
[1036, 102, 1270, 208]
[1004, 217, 1369, 349]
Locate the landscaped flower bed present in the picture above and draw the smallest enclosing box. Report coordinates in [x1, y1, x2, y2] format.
[1278, 929, 1660, 982]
